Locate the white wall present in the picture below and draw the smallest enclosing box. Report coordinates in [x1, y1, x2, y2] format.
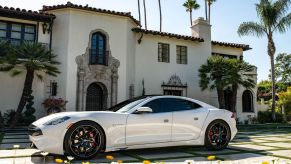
[134, 34, 212, 103]
[50, 8, 138, 110]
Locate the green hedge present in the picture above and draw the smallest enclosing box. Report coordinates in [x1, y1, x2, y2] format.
[257, 111, 284, 123]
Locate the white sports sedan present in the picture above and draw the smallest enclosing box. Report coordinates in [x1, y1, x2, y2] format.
[29, 95, 237, 159]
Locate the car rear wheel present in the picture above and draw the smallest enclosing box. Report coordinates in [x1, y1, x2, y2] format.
[64, 121, 105, 160]
[205, 120, 231, 150]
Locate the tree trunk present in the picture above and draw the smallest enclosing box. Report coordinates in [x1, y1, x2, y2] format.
[158, 0, 162, 32]
[205, 0, 208, 21]
[231, 85, 238, 113]
[143, 0, 147, 29]
[268, 34, 276, 122]
[217, 87, 225, 109]
[11, 68, 34, 127]
[208, 2, 211, 23]
[190, 10, 193, 26]
[138, 0, 141, 23]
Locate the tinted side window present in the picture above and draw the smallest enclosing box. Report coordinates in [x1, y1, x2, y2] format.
[143, 99, 163, 113]
[162, 98, 202, 112]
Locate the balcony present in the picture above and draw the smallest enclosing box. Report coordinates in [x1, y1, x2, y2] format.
[89, 49, 109, 66]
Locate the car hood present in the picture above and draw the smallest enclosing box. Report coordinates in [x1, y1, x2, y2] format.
[32, 111, 117, 126]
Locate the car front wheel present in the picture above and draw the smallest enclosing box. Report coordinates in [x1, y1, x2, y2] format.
[205, 120, 231, 150]
[64, 121, 105, 160]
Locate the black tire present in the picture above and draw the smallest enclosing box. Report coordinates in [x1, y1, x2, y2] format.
[64, 121, 105, 160]
[204, 120, 231, 150]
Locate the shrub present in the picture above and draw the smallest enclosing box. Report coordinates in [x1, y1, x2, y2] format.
[257, 111, 284, 123]
[23, 94, 36, 125]
[3, 110, 24, 126]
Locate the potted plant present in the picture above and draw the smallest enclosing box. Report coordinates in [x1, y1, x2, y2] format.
[42, 98, 68, 115]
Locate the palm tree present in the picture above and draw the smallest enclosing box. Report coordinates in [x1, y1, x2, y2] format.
[137, 0, 141, 23]
[158, 0, 162, 32]
[206, 0, 216, 24]
[0, 41, 60, 127]
[183, 0, 200, 26]
[199, 56, 228, 109]
[143, 0, 147, 29]
[225, 59, 256, 112]
[238, 0, 291, 121]
[205, 0, 208, 21]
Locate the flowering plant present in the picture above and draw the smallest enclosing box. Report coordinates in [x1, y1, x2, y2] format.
[42, 98, 67, 109]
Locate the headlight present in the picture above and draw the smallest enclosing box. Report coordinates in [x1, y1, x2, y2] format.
[44, 116, 70, 126]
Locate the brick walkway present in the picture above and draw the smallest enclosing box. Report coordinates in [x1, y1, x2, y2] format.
[0, 128, 290, 163]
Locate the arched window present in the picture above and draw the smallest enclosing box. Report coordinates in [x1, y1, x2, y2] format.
[90, 32, 107, 65]
[242, 90, 254, 112]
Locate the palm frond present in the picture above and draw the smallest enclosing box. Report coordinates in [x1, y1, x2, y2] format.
[0, 65, 14, 72]
[10, 69, 23, 77]
[238, 22, 266, 37]
[36, 73, 43, 81]
[275, 13, 291, 33]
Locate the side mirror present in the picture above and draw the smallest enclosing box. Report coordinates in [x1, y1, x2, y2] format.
[135, 107, 153, 114]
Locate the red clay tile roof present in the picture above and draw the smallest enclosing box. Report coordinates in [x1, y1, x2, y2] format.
[0, 5, 55, 22]
[41, 1, 140, 26]
[212, 41, 251, 51]
[132, 28, 204, 42]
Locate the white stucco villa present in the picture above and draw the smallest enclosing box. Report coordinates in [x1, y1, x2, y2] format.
[0, 2, 257, 122]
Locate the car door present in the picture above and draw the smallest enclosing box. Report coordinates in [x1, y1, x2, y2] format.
[125, 98, 172, 146]
[169, 98, 209, 141]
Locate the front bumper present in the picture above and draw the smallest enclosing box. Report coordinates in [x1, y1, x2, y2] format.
[29, 124, 66, 155]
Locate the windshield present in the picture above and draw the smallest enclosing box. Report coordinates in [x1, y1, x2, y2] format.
[107, 96, 149, 112]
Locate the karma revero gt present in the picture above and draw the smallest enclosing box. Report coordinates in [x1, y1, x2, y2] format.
[29, 95, 237, 159]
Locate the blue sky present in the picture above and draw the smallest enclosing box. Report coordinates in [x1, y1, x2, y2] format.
[1, 0, 291, 82]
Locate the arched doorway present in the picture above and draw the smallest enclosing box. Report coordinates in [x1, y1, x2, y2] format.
[86, 83, 107, 111]
[242, 90, 254, 112]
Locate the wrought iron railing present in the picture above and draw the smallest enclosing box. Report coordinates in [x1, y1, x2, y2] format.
[89, 49, 109, 66]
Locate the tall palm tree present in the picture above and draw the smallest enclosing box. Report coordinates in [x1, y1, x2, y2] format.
[199, 56, 228, 109]
[158, 0, 162, 32]
[205, 0, 208, 21]
[238, 0, 291, 121]
[137, 0, 141, 23]
[206, 0, 216, 24]
[143, 0, 147, 29]
[226, 59, 256, 112]
[0, 41, 60, 127]
[183, 0, 200, 26]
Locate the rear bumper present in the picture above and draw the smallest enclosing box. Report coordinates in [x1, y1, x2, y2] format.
[229, 118, 237, 140]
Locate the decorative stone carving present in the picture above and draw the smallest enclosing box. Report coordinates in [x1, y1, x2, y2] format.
[76, 29, 120, 111]
[167, 74, 184, 86]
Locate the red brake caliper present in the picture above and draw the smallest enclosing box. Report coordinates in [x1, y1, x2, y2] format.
[88, 132, 96, 147]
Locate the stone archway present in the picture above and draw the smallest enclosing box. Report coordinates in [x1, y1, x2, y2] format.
[86, 82, 107, 111]
[75, 29, 120, 111]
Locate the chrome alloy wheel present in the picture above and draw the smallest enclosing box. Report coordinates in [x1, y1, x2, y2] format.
[68, 125, 102, 158]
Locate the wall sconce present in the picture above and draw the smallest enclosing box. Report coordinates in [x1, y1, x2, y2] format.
[42, 23, 51, 34]
[42, 23, 48, 34]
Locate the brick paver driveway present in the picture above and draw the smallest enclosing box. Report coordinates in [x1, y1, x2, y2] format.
[0, 127, 291, 163]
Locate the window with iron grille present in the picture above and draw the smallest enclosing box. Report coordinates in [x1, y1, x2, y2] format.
[158, 43, 170, 63]
[176, 45, 187, 64]
[90, 32, 107, 65]
[0, 21, 36, 46]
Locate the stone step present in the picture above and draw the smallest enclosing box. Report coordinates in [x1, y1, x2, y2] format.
[0, 143, 31, 149]
[2, 138, 30, 143]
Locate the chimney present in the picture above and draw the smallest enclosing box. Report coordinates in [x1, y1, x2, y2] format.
[191, 17, 211, 42]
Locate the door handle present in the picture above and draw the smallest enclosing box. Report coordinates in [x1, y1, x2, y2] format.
[194, 117, 199, 120]
[164, 119, 169, 123]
